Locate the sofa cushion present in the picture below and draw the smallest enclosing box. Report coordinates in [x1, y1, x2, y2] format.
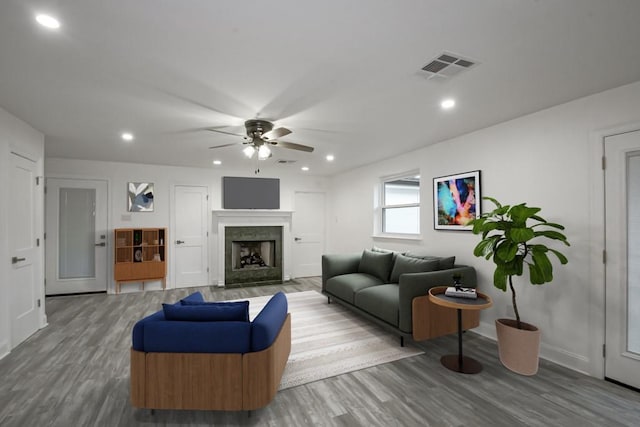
[354, 284, 400, 327]
[143, 321, 251, 353]
[180, 291, 205, 305]
[389, 254, 440, 283]
[163, 301, 250, 322]
[372, 246, 404, 263]
[326, 273, 384, 304]
[358, 249, 394, 282]
[404, 252, 456, 270]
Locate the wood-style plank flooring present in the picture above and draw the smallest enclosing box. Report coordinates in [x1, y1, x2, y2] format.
[1, 278, 639, 426]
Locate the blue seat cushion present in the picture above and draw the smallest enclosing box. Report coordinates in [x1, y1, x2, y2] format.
[144, 321, 251, 353]
[163, 301, 249, 322]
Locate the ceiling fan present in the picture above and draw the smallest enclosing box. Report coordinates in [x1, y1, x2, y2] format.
[208, 119, 314, 162]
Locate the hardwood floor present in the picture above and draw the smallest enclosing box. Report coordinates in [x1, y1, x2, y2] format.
[1, 277, 639, 426]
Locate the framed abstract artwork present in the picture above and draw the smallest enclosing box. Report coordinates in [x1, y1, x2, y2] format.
[128, 182, 154, 212]
[433, 170, 480, 230]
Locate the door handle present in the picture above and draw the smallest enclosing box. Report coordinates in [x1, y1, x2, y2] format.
[294, 237, 302, 242]
[176, 240, 185, 244]
[94, 242, 106, 247]
[12, 256, 26, 264]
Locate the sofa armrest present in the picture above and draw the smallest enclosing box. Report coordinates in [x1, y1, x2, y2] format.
[321, 253, 361, 290]
[397, 266, 477, 332]
[251, 291, 288, 352]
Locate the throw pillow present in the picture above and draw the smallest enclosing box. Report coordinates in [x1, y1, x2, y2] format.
[179, 291, 205, 305]
[163, 300, 250, 322]
[358, 249, 394, 282]
[389, 254, 440, 283]
[371, 246, 404, 262]
[404, 252, 456, 271]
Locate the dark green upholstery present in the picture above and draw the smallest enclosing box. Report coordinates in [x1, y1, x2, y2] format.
[322, 251, 477, 336]
[404, 251, 456, 271]
[325, 273, 383, 304]
[358, 250, 394, 282]
[397, 266, 477, 332]
[354, 284, 399, 326]
[389, 255, 439, 283]
[322, 253, 361, 289]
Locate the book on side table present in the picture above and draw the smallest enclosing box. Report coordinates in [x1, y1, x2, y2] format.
[445, 286, 478, 299]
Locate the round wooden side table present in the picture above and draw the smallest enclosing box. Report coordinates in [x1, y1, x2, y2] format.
[428, 286, 492, 374]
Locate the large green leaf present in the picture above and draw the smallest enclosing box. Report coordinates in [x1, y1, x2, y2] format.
[470, 217, 486, 234]
[531, 249, 553, 282]
[496, 240, 518, 262]
[534, 230, 569, 243]
[510, 227, 535, 243]
[473, 237, 497, 257]
[493, 266, 507, 291]
[549, 248, 569, 264]
[510, 204, 541, 223]
[528, 262, 545, 284]
[532, 222, 565, 230]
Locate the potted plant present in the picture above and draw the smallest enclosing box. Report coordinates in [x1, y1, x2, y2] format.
[469, 197, 569, 375]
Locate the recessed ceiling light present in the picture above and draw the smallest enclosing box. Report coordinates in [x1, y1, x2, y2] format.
[301, 166, 309, 171]
[326, 154, 335, 162]
[35, 14, 61, 29]
[212, 160, 222, 165]
[441, 98, 456, 110]
[121, 132, 134, 141]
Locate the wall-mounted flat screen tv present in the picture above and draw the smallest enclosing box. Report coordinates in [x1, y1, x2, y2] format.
[223, 176, 280, 209]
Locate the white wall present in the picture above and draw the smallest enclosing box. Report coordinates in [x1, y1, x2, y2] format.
[327, 80, 640, 377]
[0, 106, 45, 359]
[45, 158, 328, 292]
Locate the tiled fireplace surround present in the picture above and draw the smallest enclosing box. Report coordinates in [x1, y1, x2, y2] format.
[213, 210, 292, 287]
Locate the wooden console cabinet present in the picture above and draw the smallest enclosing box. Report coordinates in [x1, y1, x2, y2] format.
[114, 228, 167, 294]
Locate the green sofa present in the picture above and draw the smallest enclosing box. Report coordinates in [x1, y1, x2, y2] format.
[321, 249, 480, 344]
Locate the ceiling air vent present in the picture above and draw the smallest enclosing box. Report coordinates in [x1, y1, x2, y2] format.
[421, 52, 477, 80]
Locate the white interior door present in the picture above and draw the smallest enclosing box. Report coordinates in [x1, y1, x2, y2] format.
[45, 178, 108, 295]
[604, 129, 640, 389]
[9, 153, 41, 347]
[174, 185, 208, 288]
[292, 191, 325, 278]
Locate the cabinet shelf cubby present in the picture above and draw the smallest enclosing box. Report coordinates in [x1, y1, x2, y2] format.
[114, 227, 167, 294]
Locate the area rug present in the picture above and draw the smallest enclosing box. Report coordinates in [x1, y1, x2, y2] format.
[245, 290, 424, 390]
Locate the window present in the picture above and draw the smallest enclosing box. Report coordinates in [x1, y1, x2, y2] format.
[381, 174, 420, 234]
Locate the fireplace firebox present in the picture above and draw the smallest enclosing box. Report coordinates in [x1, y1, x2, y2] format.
[224, 226, 282, 287]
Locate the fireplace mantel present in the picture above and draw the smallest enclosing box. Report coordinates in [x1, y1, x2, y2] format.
[213, 210, 293, 286]
[213, 209, 293, 218]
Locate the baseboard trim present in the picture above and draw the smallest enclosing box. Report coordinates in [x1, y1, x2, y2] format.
[0, 340, 9, 360]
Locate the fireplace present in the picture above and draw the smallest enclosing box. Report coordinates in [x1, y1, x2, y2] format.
[231, 240, 276, 270]
[224, 226, 283, 287]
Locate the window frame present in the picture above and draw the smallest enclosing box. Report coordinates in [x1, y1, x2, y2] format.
[377, 171, 421, 238]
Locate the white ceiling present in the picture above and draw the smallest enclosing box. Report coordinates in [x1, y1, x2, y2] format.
[1, 0, 640, 176]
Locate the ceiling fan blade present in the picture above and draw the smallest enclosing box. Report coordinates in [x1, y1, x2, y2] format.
[208, 142, 242, 149]
[206, 127, 246, 137]
[263, 127, 292, 140]
[274, 141, 314, 152]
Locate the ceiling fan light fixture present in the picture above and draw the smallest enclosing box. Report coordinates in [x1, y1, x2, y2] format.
[243, 146, 255, 158]
[258, 145, 271, 160]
